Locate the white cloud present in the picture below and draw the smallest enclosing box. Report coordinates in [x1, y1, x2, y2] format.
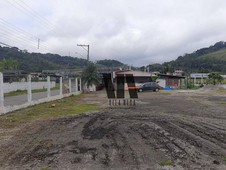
[1, 0, 226, 66]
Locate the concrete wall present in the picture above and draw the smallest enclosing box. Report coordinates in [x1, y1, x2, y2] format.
[3, 82, 56, 93]
[156, 79, 166, 88]
[0, 73, 82, 115]
[1, 91, 82, 115]
[89, 84, 96, 92]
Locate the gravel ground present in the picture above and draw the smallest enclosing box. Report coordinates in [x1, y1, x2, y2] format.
[0, 90, 226, 170]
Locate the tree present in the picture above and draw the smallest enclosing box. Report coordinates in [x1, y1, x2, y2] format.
[139, 66, 146, 71]
[163, 63, 174, 74]
[0, 58, 19, 71]
[207, 72, 223, 85]
[81, 63, 100, 92]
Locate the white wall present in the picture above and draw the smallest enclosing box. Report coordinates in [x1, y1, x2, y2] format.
[89, 84, 96, 92]
[156, 79, 166, 88]
[0, 74, 83, 115]
[3, 81, 56, 93]
[0, 91, 82, 115]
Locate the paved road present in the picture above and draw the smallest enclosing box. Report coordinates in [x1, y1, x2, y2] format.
[4, 85, 78, 106]
[4, 90, 61, 106]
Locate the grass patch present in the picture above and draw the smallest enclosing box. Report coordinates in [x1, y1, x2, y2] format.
[160, 91, 171, 95]
[4, 89, 25, 97]
[223, 157, 226, 161]
[216, 88, 226, 94]
[219, 102, 226, 105]
[0, 94, 99, 128]
[41, 168, 51, 170]
[188, 86, 200, 90]
[159, 160, 174, 166]
[4, 85, 60, 97]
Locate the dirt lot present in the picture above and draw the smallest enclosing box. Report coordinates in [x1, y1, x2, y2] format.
[0, 89, 226, 170]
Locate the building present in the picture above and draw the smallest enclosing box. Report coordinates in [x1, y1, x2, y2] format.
[173, 69, 184, 76]
[157, 74, 186, 89]
[2, 70, 28, 82]
[190, 73, 226, 85]
[115, 70, 154, 84]
[113, 70, 156, 90]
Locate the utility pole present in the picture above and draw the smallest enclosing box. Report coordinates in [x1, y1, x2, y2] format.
[77, 44, 89, 61]
[37, 38, 40, 49]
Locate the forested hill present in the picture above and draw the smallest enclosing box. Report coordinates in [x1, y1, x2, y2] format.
[0, 46, 125, 72]
[149, 41, 226, 74]
[96, 59, 124, 67]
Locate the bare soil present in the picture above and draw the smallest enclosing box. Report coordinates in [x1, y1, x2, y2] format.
[0, 90, 226, 170]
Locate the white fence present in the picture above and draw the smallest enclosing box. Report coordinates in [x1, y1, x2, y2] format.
[0, 73, 82, 115]
[3, 81, 56, 93]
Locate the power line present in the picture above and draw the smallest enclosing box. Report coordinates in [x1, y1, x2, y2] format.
[2, 0, 61, 52]
[0, 18, 49, 49]
[5, 0, 58, 35]
[0, 24, 36, 44]
[0, 18, 55, 53]
[0, 27, 49, 51]
[0, 42, 13, 48]
[0, 1, 73, 56]
[0, 24, 50, 51]
[18, 0, 56, 29]
[0, 18, 37, 39]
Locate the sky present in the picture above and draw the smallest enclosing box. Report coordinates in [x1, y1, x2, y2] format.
[1, 0, 226, 66]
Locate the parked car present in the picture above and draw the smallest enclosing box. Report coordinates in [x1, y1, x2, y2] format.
[137, 82, 160, 92]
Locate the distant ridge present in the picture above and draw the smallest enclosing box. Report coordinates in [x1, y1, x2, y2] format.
[0, 46, 126, 72]
[148, 41, 226, 74]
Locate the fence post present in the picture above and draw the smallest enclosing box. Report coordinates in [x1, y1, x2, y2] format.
[47, 76, 51, 98]
[69, 78, 72, 93]
[75, 78, 78, 92]
[80, 78, 82, 92]
[60, 77, 63, 96]
[0, 72, 4, 108]
[27, 75, 32, 103]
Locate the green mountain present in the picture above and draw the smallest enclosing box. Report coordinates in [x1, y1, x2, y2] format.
[96, 59, 124, 68]
[148, 41, 226, 74]
[0, 46, 125, 72]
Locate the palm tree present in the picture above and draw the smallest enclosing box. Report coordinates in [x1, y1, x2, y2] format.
[81, 63, 100, 92]
[208, 72, 223, 85]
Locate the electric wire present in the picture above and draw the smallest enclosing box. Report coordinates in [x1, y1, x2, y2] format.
[0, 1, 72, 56]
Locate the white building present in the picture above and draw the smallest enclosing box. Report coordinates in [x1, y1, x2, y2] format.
[190, 73, 209, 79]
[190, 73, 226, 79]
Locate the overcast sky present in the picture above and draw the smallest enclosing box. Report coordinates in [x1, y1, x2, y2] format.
[1, 0, 226, 66]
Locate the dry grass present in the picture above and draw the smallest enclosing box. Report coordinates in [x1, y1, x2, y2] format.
[0, 94, 99, 128]
[159, 160, 174, 166]
[216, 87, 226, 94]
